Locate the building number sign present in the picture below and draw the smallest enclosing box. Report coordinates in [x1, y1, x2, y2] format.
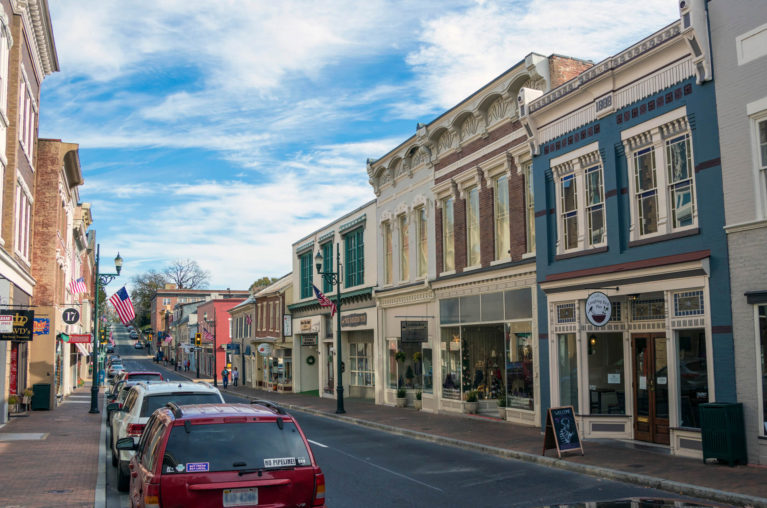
[62, 308, 80, 325]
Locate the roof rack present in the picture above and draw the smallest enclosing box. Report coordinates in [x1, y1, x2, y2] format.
[250, 399, 286, 415]
[165, 401, 183, 418]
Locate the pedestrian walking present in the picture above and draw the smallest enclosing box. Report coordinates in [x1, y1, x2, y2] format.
[221, 368, 229, 389]
[232, 366, 239, 387]
[186, 359, 190, 372]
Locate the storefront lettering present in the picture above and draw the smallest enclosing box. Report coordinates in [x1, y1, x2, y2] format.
[400, 321, 427, 342]
[341, 313, 367, 328]
[301, 334, 318, 346]
[299, 317, 320, 333]
[0, 310, 34, 341]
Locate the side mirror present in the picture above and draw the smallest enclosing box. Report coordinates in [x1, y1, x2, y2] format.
[106, 402, 122, 412]
[116, 437, 137, 451]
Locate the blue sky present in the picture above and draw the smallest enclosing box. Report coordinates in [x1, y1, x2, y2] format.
[39, 0, 679, 290]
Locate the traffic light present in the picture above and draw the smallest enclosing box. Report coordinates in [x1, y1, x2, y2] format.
[195, 333, 201, 347]
[99, 328, 107, 344]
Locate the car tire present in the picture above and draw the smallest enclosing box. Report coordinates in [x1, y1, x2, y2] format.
[117, 461, 130, 492]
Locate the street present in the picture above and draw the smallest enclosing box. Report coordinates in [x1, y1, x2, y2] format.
[104, 327, 711, 508]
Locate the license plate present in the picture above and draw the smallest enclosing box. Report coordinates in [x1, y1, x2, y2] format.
[223, 488, 258, 507]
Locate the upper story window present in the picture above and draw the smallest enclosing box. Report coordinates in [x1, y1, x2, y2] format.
[14, 183, 31, 261]
[442, 197, 455, 272]
[162, 298, 171, 305]
[383, 221, 392, 285]
[494, 175, 510, 260]
[18, 78, 36, 164]
[551, 142, 606, 254]
[748, 98, 767, 219]
[622, 107, 697, 241]
[321, 241, 333, 294]
[344, 228, 364, 288]
[466, 187, 480, 267]
[525, 164, 535, 254]
[299, 250, 312, 299]
[398, 214, 409, 281]
[416, 207, 427, 278]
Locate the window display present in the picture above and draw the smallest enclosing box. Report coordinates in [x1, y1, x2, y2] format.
[678, 329, 708, 428]
[558, 333, 579, 412]
[441, 327, 461, 400]
[422, 347, 433, 393]
[350, 342, 374, 386]
[506, 322, 534, 410]
[460, 325, 505, 400]
[587, 333, 624, 415]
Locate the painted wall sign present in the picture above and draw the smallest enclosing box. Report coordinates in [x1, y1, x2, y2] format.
[257, 343, 272, 356]
[301, 334, 318, 346]
[299, 317, 320, 333]
[62, 308, 80, 324]
[585, 292, 612, 327]
[341, 313, 367, 328]
[0, 310, 34, 341]
[33, 318, 50, 335]
[401, 321, 428, 342]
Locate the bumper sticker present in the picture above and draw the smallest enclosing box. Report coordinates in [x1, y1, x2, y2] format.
[186, 462, 210, 472]
[264, 457, 296, 468]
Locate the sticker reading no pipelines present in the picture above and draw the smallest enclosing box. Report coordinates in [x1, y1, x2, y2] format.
[264, 457, 296, 468]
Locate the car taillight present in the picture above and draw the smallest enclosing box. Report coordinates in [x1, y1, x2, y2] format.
[127, 423, 145, 436]
[144, 482, 160, 508]
[312, 470, 325, 507]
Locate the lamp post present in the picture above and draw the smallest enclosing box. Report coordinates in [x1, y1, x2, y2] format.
[315, 244, 345, 414]
[89, 245, 123, 414]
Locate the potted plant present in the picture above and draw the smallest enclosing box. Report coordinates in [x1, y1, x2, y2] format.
[395, 387, 407, 408]
[395, 351, 406, 363]
[497, 395, 507, 419]
[414, 391, 422, 410]
[22, 388, 34, 410]
[464, 390, 478, 414]
[7, 394, 20, 414]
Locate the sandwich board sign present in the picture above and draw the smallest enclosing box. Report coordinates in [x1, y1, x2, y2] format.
[542, 406, 584, 458]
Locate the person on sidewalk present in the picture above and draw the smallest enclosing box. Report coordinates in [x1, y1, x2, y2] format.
[221, 368, 229, 389]
[232, 367, 239, 387]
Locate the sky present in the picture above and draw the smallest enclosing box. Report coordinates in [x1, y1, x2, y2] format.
[39, 0, 680, 291]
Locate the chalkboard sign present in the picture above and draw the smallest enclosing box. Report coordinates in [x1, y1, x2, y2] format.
[542, 406, 584, 458]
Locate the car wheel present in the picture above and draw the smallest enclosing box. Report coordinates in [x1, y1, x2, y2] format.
[117, 461, 130, 492]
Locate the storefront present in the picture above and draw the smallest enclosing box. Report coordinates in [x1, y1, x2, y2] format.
[293, 315, 321, 394]
[543, 270, 715, 457]
[344, 309, 375, 400]
[435, 286, 537, 424]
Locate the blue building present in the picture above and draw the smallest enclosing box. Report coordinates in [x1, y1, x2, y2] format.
[519, 5, 732, 458]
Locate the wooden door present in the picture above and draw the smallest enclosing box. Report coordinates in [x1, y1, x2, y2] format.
[632, 334, 669, 445]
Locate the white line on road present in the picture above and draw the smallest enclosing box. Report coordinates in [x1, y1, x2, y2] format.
[308, 439, 328, 448]
[331, 447, 443, 492]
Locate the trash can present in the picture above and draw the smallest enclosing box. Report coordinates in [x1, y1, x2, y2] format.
[31, 383, 51, 411]
[700, 402, 747, 466]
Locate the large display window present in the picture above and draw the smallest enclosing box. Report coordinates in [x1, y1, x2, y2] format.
[440, 327, 461, 400]
[422, 347, 433, 393]
[558, 333, 579, 412]
[678, 328, 708, 428]
[586, 332, 625, 415]
[507, 322, 534, 410]
[461, 325, 505, 399]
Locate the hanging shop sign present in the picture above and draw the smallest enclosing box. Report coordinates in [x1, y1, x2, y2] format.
[283, 314, 292, 336]
[34, 318, 50, 335]
[257, 343, 272, 356]
[585, 292, 611, 327]
[401, 321, 428, 342]
[62, 308, 80, 324]
[69, 334, 92, 344]
[341, 313, 367, 328]
[542, 406, 584, 458]
[0, 310, 34, 341]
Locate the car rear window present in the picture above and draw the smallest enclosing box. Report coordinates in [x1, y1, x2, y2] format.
[161, 421, 311, 474]
[128, 374, 162, 381]
[140, 393, 222, 417]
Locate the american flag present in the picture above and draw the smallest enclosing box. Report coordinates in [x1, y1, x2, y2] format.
[313, 284, 336, 317]
[245, 314, 252, 325]
[69, 277, 87, 294]
[108, 286, 135, 325]
[203, 329, 214, 341]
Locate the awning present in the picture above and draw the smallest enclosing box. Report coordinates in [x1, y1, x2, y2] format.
[249, 337, 278, 343]
[74, 343, 89, 357]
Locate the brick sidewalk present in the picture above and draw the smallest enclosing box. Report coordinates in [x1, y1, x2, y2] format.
[0, 388, 102, 508]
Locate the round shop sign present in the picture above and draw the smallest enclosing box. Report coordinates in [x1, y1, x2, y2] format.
[62, 308, 80, 324]
[257, 343, 272, 356]
[585, 292, 612, 327]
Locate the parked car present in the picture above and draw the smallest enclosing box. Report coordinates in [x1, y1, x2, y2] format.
[109, 381, 225, 491]
[114, 371, 164, 384]
[107, 362, 125, 379]
[134, 341, 144, 349]
[107, 379, 144, 427]
[117, 401, 326, 507]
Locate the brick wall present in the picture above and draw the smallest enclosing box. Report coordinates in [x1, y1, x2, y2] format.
[509, 161, 527, 260]
[549, 55, 594, 89]
[31, 140, 63, 306]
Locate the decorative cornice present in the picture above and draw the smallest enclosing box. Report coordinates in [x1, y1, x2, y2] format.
[339, 213, 366, 233]
[318, 230, 335, 243]
[296, 241, 314, 255]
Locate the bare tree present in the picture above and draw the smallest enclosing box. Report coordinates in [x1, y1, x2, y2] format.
[164, 258, 210, 289]
[130, 270, 168, 327]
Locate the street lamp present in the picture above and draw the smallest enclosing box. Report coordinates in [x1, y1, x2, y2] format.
[315, 245, 345, 414]
[89, 245, 123, 414]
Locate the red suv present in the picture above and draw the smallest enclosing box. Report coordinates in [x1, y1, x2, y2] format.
[117, 400, 326, 507]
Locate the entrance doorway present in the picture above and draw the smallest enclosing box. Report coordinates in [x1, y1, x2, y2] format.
[632, 334, 669, 445]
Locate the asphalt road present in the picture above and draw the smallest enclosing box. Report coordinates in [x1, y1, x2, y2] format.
[103, 326, 712, 508]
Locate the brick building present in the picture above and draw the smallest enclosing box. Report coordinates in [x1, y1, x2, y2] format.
[367, 52, 591, 424]
[0, 0, 57, 422]
[30, 140, 90, 408]
[196, 297, 246, 384]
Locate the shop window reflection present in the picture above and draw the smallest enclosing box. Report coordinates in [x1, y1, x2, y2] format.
[678, 329, 708, 428]
[587, 333, 625, 415]
[760, 306, 767, 434]
[441, 327, 461, 400]
[558, 333, 579, 413]
[387, 340, 398, 389]
[506, 322, 534, 410]
[422, 347, 433, 393]
[460, 325, 505, 400]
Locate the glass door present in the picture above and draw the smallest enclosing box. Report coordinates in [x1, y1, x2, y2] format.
[632, 334, 669, 445]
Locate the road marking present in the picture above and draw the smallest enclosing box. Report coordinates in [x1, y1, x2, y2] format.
[308, 439, 328, 448]
[331, 447, 443, 492]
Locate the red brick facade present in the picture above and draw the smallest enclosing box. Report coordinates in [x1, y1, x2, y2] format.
[548, 55, 594, 88]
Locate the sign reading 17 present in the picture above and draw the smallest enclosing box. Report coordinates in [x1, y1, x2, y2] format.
[62, 308, 80, 324]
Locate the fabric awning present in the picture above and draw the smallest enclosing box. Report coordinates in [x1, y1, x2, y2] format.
[74, 343, 89, 356]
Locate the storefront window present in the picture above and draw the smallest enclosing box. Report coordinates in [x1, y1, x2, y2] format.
[422, 347, 433, 393]
[506, 322, 534, 410]
[387, 340, 398, 389]
[760, 306, 767, 434]
[441, 327, 461, 400]
[678, 329, 708, 428]
[350, 342, 374, 386]
[558, 333, 579, 412]
[461, 325, 505, 400]
[587, 333, 624, 415]
[397, 342, 422, 389]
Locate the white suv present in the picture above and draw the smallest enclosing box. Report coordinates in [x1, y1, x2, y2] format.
[108, 380, 224, 491]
